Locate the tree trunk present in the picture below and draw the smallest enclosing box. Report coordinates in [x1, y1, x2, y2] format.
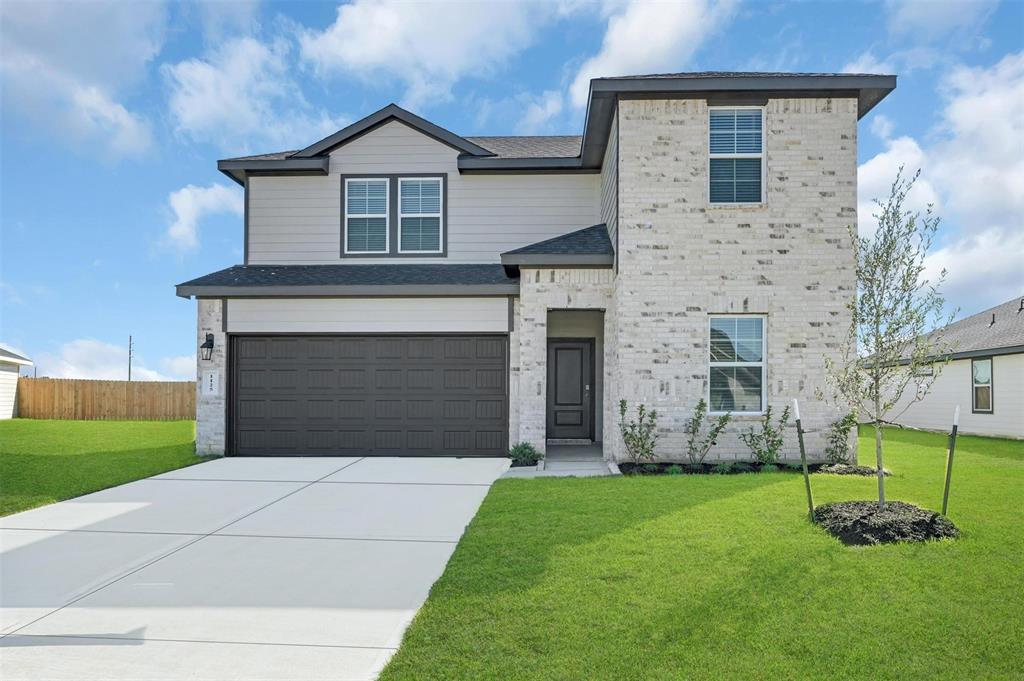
[874, 409, 885, 509]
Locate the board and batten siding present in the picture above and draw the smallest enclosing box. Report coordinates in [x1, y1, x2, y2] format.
[0, 363, 19, 419]
[226, 297, 510, 334]
[600, 110, 618, 263]
[892, 353, 1024, 439]
[246, 120, 600, 264]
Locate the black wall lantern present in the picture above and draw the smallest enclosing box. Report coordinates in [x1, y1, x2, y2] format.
[200, 333, 215, 361]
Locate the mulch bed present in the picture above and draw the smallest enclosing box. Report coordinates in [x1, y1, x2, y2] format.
[814, 500, 959, 546]
[618, 461, 825, 476]
[817, 463, 891, 477]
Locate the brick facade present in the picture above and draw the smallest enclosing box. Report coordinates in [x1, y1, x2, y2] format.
[195, 298, 227, 456]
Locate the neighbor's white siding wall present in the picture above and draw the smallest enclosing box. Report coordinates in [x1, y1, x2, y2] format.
[246, 120, 600, 264]
[0, 363, 19, 419]
[892, 354, 1024, 439]
[226, 297, 510, 333]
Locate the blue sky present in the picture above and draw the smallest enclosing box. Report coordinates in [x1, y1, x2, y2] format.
[1, 0, 1022, 380]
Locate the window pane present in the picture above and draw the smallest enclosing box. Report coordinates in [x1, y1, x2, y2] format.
[709, 109, 762, 154]
[709, 158, 761, 204]
[400, 180, 441, 214]
[347, 180, 386, 215]
[347, 217, 386, 252]
[974, 386, 992, 411]
[400, 217, 441, 252]
[973, 359, 991, 385]
[710, 366, 763, 412]
[710, 318, 737, 361]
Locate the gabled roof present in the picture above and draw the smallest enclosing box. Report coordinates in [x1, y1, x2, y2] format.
[910, 296, 1024, 360]
[500, 224, 613, 267]
[218, 72, 896, 183]
[0, 346, 33, 366]
[294, 104, 495, 158]
[176, 264, 519, 298]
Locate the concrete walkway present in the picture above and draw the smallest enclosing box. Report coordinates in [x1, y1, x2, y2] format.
[502, 444, 618, 478]
[0, 456, 510, 680]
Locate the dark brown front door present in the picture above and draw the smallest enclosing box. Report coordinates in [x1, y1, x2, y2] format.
[546, 339, 593, 440]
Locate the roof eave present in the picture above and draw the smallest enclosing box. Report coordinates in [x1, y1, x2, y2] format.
[176, 283, 521, 299]
[457, 156, 591, 174]
[0, 356, 33, 367]
[216, 157, 330, 185]
[499, 254, 614, 267]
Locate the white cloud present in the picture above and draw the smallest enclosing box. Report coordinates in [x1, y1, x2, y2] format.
[856, 136, 939, 237]
[842, 51, 895, 75]
[299, 0, 550, 109]
[164, 37, 348, 152]
[165, 183, 244, 251]
[858, 52, 1024, 313]
[194, 0, 261, 42]
[0, 1, 163, 157]
[886, 0, 997, 41]
[870, 114, 895, 139]
[516, 90, 565, 134]
[569, 0, 739, 108]
[35, 339, 193, 381]
[160, 355, 198, 381]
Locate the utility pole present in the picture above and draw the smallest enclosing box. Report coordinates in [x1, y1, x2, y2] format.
[128, 335, 133, 382]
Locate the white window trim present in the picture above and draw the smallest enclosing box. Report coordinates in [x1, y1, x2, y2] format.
[707, 314, 767, 416]
[397, 176, 444, 254]
[971, 357, 994, 414]
[707, 105, 766, 207]
[344, 178, 389, 254]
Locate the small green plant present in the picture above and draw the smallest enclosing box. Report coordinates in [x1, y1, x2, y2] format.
[666, 464, 684, 475]
[825, 413, 859, 464]
[618, 400, 659, 465]
[739, 405, 791, 464]
[760, 464, 780, 473]
[508, 442, 543, 467]
[683, 398, 732, 464]
[712, 461, 734, 475]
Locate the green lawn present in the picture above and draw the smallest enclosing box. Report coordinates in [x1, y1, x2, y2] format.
[0, 419, 200, 516]
[381, 427, 1024, 680]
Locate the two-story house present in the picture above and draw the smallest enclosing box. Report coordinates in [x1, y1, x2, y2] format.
[177, 71, 895, 461]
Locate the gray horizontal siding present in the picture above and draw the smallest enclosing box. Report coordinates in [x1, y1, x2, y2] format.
[247, 120, 600, 264]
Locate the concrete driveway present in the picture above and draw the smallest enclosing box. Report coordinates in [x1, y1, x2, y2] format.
[0, 456, 509, 680]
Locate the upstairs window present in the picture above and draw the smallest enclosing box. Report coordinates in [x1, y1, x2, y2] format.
[345, 179, 388, 253]
[399, 178, 443, 253]
[972, 357, 993, 413]
[709, 107, 764, 204]
[709, 316, 766, 413]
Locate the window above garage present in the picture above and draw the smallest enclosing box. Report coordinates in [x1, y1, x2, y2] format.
[342, 174, 447, 258]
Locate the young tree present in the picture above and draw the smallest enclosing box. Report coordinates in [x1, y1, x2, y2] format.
[825, 168, 954, 508]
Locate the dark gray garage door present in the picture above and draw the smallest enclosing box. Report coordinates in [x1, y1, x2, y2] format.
[230, 335, 508, 457]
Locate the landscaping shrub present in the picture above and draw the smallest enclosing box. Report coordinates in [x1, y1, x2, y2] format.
[508, 442, 543, 467]
[712, 462, 734, 474]
[666, 464, 684, 475]
[739, 405, 791, 464]
[618, 400, 659, 465]
[818, 463, 890, 477]
[683, 398, 731, 464]
[825, 413, 859, 464]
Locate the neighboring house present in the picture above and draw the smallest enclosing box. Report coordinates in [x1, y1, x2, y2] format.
[176, 71, 896, 461]
[0, 346, 33, 419]
[892, 296, 1024, 439]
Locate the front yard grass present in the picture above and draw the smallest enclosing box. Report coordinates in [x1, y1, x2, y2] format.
[0, 419, 200, 516]
[381, 427, 1024, 680]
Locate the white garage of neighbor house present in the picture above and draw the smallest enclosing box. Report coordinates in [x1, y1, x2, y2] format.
[893, 296, 1024, 439]
[0, 346, 33, 419]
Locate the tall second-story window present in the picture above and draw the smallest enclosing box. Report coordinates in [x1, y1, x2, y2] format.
[345, 179, 388, 253]
[709, 107, 764, 204]
[399, 178, 443, 253]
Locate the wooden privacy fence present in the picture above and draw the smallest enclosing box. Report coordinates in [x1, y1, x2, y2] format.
[16, 378, 196, 421]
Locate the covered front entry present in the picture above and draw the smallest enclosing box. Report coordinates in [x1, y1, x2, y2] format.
[230, 335, 508, 457]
